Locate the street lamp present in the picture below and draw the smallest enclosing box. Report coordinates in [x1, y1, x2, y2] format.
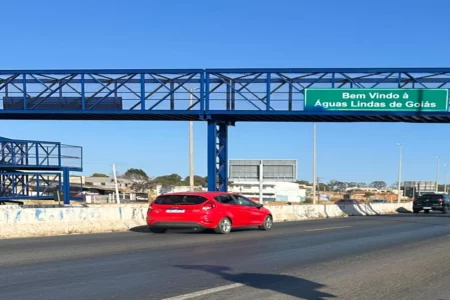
[189, 87, 200, 191]
[436, 157, 440, 192]
[397, 143, 403, 203]
[445, 163, 448, 194]
[312, 123, 317, 205]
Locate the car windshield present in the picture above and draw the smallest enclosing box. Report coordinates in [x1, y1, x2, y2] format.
[154, 195, 207, 205]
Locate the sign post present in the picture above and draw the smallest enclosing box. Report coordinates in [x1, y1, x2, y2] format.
[304, 89, 448, 112]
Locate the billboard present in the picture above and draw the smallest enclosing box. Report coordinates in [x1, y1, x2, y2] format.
[229, 159, 297, 182]
[403, 181, 437, 197]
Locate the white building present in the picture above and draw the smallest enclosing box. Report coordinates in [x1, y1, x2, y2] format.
[155, 184, 205, 196]
[229, 181, 306, 203]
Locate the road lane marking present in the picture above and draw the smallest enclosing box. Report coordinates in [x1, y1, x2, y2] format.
[161, 283, 244, 300]
[304, 226, 352, 232]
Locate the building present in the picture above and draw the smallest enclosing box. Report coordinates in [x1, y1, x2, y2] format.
[227, 159, 305, 202]
[154, 184, 205, 196]
[84, 176, 134, 190]
[228, 181, 306, 202]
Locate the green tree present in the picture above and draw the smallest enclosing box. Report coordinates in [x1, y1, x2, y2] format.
[123, 168, 149, 181]
[183, 175, 207, 186]
[370, 181, 387, 190]
[153, 173, 182, 186]
[120, 168, 152, 192]
[364, 192, 375, 202]
[296, 180, 311, 185]
[91, 173, 109, 177]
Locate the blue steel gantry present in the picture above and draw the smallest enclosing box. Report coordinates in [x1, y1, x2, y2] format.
[1, 68, 450, 192]
[0, 136, 83, 204]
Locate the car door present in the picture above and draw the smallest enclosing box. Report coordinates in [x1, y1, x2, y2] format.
[232, 195, 265, 226]
[215, 194, 245, 227]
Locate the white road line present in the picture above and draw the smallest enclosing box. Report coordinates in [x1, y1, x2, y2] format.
[161, 283, 244, 300]
[304, 225, 352, 232]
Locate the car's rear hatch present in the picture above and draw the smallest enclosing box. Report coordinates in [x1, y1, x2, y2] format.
[414, 194, 444, 209]
[151, 194, 211, 221]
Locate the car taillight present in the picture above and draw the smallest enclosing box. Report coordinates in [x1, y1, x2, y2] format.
[202, 201, 216, 210]
[439, 198, 444, 203]
[148, 202, 154, 210]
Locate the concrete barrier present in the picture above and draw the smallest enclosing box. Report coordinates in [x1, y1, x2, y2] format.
[336, 202, 413, 216]
[0, 204, 148, 239]
[0, 202, 412, 239]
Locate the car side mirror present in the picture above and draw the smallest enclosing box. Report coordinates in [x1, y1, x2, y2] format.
[256, 203, 263, 209]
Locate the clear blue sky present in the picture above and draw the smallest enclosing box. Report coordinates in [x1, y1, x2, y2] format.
[2, 0, 450, 185]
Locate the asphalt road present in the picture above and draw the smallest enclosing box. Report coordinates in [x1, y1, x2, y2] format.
[2, 213, 450, 300]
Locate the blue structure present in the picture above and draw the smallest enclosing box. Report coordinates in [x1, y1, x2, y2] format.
[0, 136, 83, 204]
[1, 68, 450, 191]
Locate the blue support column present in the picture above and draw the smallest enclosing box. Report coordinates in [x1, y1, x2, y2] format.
[207, 121, 229, 191]
[62, 167, 70, 205]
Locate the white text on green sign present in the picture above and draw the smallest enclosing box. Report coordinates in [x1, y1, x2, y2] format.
[304, 89, 449, 112]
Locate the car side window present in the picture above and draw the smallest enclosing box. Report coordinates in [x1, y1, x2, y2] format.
[232, 195, 256, 207]
[215, 195, 237, 205]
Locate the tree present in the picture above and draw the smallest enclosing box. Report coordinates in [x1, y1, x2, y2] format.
[153, 173, 182, 186]
[296, 180, 311, 185]
[357, 182, 368, 188]
[182, 175, 207, 186]
[120, 168, 152, 193]
[370, 181, 387, 190]
[328, 180, 346, 191]
[123, 168, 149, 181]
[91, 173, 109, 177]
[317, 182, 329, 192]
[364, 192, 375, 203]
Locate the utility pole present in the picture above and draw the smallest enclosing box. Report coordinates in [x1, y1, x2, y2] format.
[445, 164, 448, 194]
[312, 123, 317, 205]
[112, 163, 120, 205]
[397, 143, 402, 203]
[436, 157, 440, 192]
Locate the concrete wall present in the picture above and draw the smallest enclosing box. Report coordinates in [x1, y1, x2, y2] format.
[0, 202, 412, 239]
[0, 204, 148, 239]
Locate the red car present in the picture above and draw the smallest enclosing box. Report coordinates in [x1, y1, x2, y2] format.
[146, 191, 273, 234]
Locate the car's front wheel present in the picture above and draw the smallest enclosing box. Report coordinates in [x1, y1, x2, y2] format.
[259, 215, 273, 231]
[215, 217, 232, 234]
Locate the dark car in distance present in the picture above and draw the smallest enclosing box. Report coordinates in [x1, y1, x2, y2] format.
[413, 193, 450, 214]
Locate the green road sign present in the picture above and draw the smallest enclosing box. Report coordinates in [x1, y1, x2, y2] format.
[304, 89, 449, 112]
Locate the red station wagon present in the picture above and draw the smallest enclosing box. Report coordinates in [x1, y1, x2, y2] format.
[146, 191, 273, 234]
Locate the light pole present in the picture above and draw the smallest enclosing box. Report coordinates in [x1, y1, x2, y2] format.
[445, 164, 448, 194]
[189, 87, 199, 191]
[436, 156, 440, 192]
[397, 143, 403, 203]
[312, 123, 317, 205]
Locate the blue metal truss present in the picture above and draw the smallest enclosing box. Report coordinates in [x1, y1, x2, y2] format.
[207, 121, 232, 191]
[1, 68, 450, 122]
[0, 137, 82, 172]
[0, 137, 83, 203]
[0, 172, 60, 200]
[2, 68, 450, 191]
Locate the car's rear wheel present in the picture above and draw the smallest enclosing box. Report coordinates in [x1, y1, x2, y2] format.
[424, 209, 430, 214]
[150, 227, 167, 233]
[259, 215, 273, 231]
[215, 217, 232, 234]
